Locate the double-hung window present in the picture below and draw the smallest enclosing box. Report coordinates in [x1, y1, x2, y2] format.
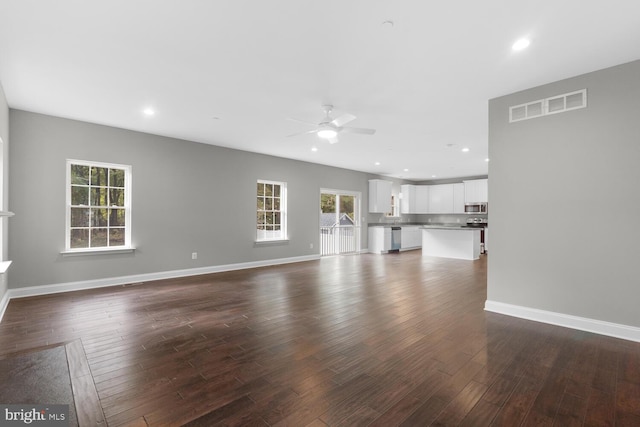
[256, 180, 287, 241]
[66, 160, 132, 252]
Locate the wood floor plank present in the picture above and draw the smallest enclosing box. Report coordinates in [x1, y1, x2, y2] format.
[1, 253, 639, 426]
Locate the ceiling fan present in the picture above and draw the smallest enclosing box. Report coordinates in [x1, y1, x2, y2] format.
[287, 104, 376, 144]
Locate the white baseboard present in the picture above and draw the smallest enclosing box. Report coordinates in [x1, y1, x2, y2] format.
[485, 300, 640, 343]
[0, 254, 320, 323]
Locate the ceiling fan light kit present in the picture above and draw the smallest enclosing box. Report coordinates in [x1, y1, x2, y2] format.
[287, 104, 376, 144]
[317, 129, 337, 139]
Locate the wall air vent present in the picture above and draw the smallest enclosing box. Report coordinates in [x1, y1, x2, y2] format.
[509, 89, 587, 123]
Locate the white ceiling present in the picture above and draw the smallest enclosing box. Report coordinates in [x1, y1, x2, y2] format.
[1, 1, 640, 181]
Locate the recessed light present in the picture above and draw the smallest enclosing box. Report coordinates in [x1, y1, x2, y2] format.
[512, 38, 530, 51]
[381, 20, 394, 28]
[403, 168, 409, 172]
[462, 147, 470, 152]
[311, 146, 318, 152]
[143, 108, 155, 116]
[485, 158, 490, 162]
[374, 162, 381, 166]
[431, 175, 437, 178]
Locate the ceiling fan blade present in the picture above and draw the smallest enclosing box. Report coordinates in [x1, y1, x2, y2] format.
[287, 117, 319, 126]
[340, 127, 376, 135]
[328, 136, 339, 144]
[286, 129, 319, 137]
[331, 113, 356, 127]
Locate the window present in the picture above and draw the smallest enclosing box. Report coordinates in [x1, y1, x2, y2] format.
[385, 194, 398, 217]
[256, 180, 287, 241]
[66, 160, 132, 252]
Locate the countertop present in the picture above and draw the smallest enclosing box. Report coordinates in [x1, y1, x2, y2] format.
[421, 225, 482, 231]
[369, 223, 487, 229]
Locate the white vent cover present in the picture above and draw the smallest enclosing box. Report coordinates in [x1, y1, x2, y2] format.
[509, 89, 587, 123]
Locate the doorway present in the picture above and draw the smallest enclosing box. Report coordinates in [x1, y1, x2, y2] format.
[319, 189, 361, 256]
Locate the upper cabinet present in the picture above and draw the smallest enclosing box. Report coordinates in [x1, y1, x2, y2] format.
[400, 180, 487, 214]
[400, 184, 429, 214]
[400, 184, 415, 214]
[463, 179, 488, 203]
[428, 184, 453, 214]
[369, 179, 392, 213]
[453, 183, 465, 213]
[415, 185, 429, 213]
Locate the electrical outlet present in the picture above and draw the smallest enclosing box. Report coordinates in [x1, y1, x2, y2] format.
[456, 218, 460, 223]
[191, 252, 198, 260]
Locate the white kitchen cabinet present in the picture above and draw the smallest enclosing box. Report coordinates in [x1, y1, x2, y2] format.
[400, 184, 415, 214]
[453, 183, 465, 213]
[369, 179, 392, 213]
[463, 179, 488, 203]
[368, 227, 391, 254]
[428, 184, 454, 213]
[400, 226, 422, 250]
[415, 185, 429, 213]
[400, 184, 429, 214]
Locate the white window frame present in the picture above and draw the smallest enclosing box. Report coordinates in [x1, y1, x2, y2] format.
[64, 159, 133, 254]
[256, 179, 287, 242]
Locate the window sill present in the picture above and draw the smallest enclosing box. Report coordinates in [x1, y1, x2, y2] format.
[254, 239, 289, 247]
[61, 247, 136, 257]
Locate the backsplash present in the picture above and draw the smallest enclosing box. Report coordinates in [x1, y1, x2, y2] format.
[366, 212, 488, 225]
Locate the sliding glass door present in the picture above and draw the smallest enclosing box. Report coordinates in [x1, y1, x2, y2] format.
[320, 190, 360, 256]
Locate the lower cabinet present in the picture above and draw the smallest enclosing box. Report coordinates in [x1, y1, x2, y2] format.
[368, 227, 391, 254]
[369, 226, 422, 253]
[401, 226, 422, 250]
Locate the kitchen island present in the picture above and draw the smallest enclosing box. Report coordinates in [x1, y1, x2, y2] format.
[421, 226, 481, 260]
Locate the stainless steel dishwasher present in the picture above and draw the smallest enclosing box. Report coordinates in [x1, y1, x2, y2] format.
[391, 226, 401, 251]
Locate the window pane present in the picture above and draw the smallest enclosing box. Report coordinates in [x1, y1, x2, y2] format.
[109, 188, 124, 207]
[71, 186, 89, 205]
[265, 197, 273, 210]
[71, 165, 90, 185]
[91, 208, 109, 227]
[274, 224, 281, 231]
[273, 212, 280, 225]
[321, 194, 336, 213]
[265, 184, 273, 197]
[109, 228, 125, 246]
[109, 169, 125, 187]
[71, 208, 90, 227]
[91, 228, 108, 247]
[109, 209, 126, 227]
[273, 184, 280, 197]
[257, 212, 265, 227]
[257, 183, 264, 196]
[266, 212, 273, 225]
[91, 167, 108, 186]
[273, 198, 280, 211]
[70, 229, 89, 248]
[90, 187, 108, 206]
[257, 197, 264, 210]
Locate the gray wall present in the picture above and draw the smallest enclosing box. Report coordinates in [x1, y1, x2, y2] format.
[488, 59, 640, 328]
[0, 83, 8, 300]
[8, 110, 403, 289]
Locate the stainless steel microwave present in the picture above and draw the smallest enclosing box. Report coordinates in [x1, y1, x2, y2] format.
[464, 203, 487, 214]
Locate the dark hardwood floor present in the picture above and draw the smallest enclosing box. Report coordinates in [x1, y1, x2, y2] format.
[1, 252, 639, 426]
